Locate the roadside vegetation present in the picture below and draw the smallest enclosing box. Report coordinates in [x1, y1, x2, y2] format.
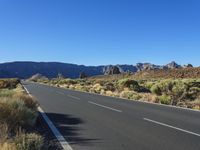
[35, 69, 200, 110]
[0, 79, 46, 150]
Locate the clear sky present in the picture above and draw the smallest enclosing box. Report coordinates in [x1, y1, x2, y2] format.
[0, 0, 200, 66]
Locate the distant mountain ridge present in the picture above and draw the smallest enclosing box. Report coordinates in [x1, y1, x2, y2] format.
[0, 61, 194, 79]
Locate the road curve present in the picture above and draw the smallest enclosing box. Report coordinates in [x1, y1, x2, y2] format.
[22, 81, 200, 150]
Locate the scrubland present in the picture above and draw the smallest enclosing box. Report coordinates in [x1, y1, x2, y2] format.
[37, 69, 200, 110]
[0, 79, 45, 150]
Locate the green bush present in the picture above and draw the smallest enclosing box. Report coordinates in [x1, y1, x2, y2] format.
[151, 84, 162, 95]
[118, 78, 138, 88]
[117, 79, 141, 92]
[130, 94, 142, 100]
[119, 91, 141, 100]
[143, 81, 155, 90]
[158, 95, 171, 105]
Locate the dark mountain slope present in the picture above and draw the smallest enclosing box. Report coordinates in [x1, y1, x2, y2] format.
[0, 62, 104, 79]
[0, 61, 193, 79]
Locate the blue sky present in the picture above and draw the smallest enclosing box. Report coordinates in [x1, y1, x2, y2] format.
[0, 0, 200, 66]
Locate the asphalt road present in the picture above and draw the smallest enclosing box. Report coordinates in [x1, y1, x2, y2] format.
[22, 81, 200, 150]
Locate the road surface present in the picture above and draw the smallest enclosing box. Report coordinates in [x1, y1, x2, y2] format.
[22, 81, 200, 150]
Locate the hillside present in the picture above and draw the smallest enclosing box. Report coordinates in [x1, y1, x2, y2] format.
[0, 61, 198, 79]
[133, 67, 200, 79]
[0, 62, 137, 79]
[0, 62, 104, 79]
[89, 67, 200, 82]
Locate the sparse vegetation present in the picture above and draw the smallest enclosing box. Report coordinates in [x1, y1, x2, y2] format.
[35, 70, 200, 110]
[0, 78, 20, 89]
[0, 79, 45, 150]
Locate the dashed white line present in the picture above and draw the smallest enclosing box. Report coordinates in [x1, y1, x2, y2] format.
[144, 118, 200, 137]
[88, 101, 122, 113]
[67, 94, 81, 100]
[22, 85, 73, 150]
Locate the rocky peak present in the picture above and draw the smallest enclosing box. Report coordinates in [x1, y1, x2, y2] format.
[103, 65, 124, 75]
[136, 63, 161, 71]
[165, 61, 181, 69]
[183, 64, 193, 68]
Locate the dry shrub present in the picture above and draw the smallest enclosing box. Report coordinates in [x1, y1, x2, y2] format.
[0, 89, 14, 97]
[0, 123, 9, 143]
[0, 98, 37, 131]
[105, 91, 119, 97]
[0, 142, 17, 150]
[15, 132, 44, 150]
[104, 83, 115, 92]
[14, 93, 38, 111]
[91, 84, 105, 94]
[0, 79, 20, 89]
[140, 93, 158, 103]
[74, 84, 89, 92]
[119, 91, 141, 100]
[69, 85, 75, 90]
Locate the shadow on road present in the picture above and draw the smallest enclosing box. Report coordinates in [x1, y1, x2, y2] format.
[45, 112, 100, 146]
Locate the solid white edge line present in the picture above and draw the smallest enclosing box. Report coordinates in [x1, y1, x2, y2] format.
[38, 107, 73, 150]
[144, 118, 200, 137]
[88, 101, 122, 113]
[22, 85, 73, 150]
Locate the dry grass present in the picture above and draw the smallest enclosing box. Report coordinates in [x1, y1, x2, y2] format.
[0, 79, 44, 150]
[0, 123, 9, 143]
[15, 132, 44, 150]
[0, 142, 17, 150]
[0, 79, 20, 89]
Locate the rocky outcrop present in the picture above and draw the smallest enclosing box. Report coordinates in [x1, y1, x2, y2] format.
[165, 61, 181, 69]
[136, 61, 183, 72]
[136, 63, 161, 71]
[183, 64, 193, 68]
[103, 65, 124, 75]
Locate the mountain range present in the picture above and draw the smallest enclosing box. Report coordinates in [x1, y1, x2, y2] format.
[0, 61, 194, 79]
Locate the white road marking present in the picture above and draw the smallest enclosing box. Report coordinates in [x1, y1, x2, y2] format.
[88, 101, 122, 113]
[38, 107, 73, 150]
[67, 94, 80, 100]
[144, 118, 200, 137]
[24, 86, 31, 95]
[22, 85, 73, 150]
